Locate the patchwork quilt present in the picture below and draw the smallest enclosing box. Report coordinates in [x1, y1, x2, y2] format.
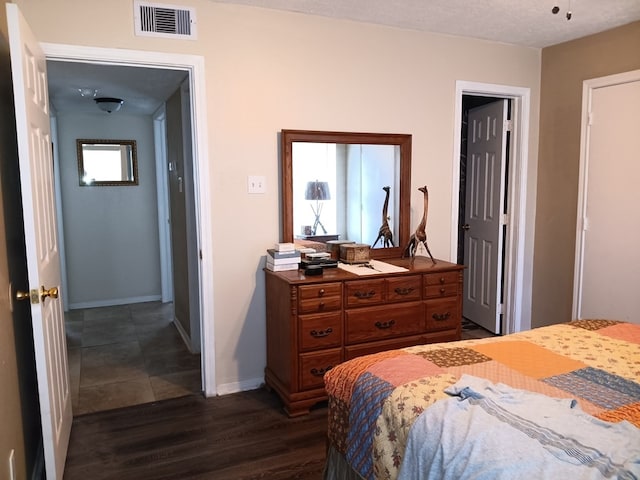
[324, 320, 640, 480]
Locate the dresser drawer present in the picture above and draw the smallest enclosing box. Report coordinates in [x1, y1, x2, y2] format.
[424, 271, 459, 286]
[298, 282, 342, 300]
[299, 349, 342, 390]
[424, 283, 458, 299]
[386, 275, 421, 302]
[345, 279, 384, 307]
[298, 296, 342, 314]
[425, 297, 459, 332]
[298, 282, 342, 314]
[345, 302, 423, 344]
[298, 312, 342, 351]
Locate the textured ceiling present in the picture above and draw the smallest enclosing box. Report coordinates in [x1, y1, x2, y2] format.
[212, 0, 640, 48]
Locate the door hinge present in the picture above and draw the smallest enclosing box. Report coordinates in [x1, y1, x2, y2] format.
[588, 112, 594, 126]
[500, 213, 508, 226]
[497, 303, 504, 315]
[199, 249, 203, 260]
[504, 119, 513, 131]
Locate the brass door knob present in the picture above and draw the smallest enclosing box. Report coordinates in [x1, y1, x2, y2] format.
[40, 286, 59, 302]
[15, 290, 32, 301]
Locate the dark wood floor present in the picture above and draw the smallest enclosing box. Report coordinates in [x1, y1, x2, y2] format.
[63, 388, 328, 480]
[64, 323, 493, 479]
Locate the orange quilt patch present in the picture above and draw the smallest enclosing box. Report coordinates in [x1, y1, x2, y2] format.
[470, 341, 586, 379]
[598, 322, 640, 345]
[368, 355, 445, 387]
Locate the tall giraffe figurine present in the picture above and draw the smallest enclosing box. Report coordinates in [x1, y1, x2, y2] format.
[372, 186, 394, 248]
[403, 185, 436, 264]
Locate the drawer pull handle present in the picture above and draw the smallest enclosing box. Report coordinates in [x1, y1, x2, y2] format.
[439, 277, 446, 284]
[310, 366, 333, 377]
[318, 288, 325, 297]
[354, 290, 376, 299]
[432, 312, 451, 321]
[375, 319, 396, 329]
[440, 288, 446, 294]
[394, 287, 414, 296]
[310, 327, 333, 338]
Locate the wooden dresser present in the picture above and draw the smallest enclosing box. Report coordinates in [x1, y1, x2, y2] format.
[264, 257, 464, 416]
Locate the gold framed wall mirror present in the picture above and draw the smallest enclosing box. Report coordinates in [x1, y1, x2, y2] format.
[281, 130, 411, 259]
[77, 139, 138, 186]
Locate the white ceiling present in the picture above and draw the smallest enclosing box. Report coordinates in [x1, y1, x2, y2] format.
[212, 0, 640, 48]
[47, 62, 188, 115]
[47, 0, 640, 115]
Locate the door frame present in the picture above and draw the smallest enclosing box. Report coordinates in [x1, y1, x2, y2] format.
[572, 68, 640, 320]
[452, 81, 532, 334]
[43, 42, 217, 396]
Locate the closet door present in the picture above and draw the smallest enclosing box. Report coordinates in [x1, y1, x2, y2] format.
[576, 74, 640, 323]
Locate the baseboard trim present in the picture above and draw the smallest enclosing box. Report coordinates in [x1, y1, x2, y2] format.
[214, 377, 264, 396]
[67, 295, 162, 310]
[172, 317, 200, 354]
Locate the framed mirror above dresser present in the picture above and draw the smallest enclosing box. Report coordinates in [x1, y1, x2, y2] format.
[269, 129, 464, 416]
[281, 130, 412, 259]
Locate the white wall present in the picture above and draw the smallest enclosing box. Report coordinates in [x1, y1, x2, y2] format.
[57, 112, 161, 308]
[16, 0, 541, 392]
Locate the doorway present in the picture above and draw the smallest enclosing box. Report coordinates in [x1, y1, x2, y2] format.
[458, 96, 510, 335]
[48, 60, 202, 413]
[452, 81, 533, 335]
[42, 43, 216, 400]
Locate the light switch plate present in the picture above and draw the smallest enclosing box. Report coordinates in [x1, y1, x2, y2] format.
[247, 175, 266, 194]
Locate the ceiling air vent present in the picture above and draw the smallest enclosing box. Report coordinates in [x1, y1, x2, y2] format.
[134, 1, 197, 40]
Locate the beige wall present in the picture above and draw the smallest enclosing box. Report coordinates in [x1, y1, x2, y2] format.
[532, 21, 640, 328]
[14, 0, 541, 391]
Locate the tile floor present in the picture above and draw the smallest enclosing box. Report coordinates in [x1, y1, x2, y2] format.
[65, 301, 202, 415]
[461, 317, 499, 340]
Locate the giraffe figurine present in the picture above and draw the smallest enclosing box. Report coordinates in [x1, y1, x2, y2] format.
[402, 185, 436, 264]
[372, 186, 394, 248]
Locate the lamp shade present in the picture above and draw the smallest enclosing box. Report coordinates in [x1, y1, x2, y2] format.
[94, 97, 124, 113]
[305, 181, 330, 201]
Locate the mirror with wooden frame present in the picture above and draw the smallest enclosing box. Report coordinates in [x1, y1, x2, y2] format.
[77, 139, 138, 186]
[281, 130, 411, 259]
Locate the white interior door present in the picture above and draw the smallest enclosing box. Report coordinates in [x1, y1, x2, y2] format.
[575, 75, 640, 323]
[463, 100, 508, 334]
[7, 4, 72, 479]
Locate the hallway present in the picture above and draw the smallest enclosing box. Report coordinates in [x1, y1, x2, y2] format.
[65, 301, 201, 415]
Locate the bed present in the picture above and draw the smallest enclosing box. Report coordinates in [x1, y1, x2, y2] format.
[323, 320, 640, 479]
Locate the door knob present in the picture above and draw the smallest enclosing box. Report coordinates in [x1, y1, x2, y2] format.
[40, 286, 59, 302]
[15, 289, 33, 301]
[462, 224, 470, 231]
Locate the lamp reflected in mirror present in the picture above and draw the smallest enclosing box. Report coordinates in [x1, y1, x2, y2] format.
[305, 180, 330, 235]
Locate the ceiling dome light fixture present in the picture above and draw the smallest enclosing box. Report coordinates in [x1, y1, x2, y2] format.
[94, 97, 124, 113]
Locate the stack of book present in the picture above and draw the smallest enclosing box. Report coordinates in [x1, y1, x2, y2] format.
[266, 243, 301, 272]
